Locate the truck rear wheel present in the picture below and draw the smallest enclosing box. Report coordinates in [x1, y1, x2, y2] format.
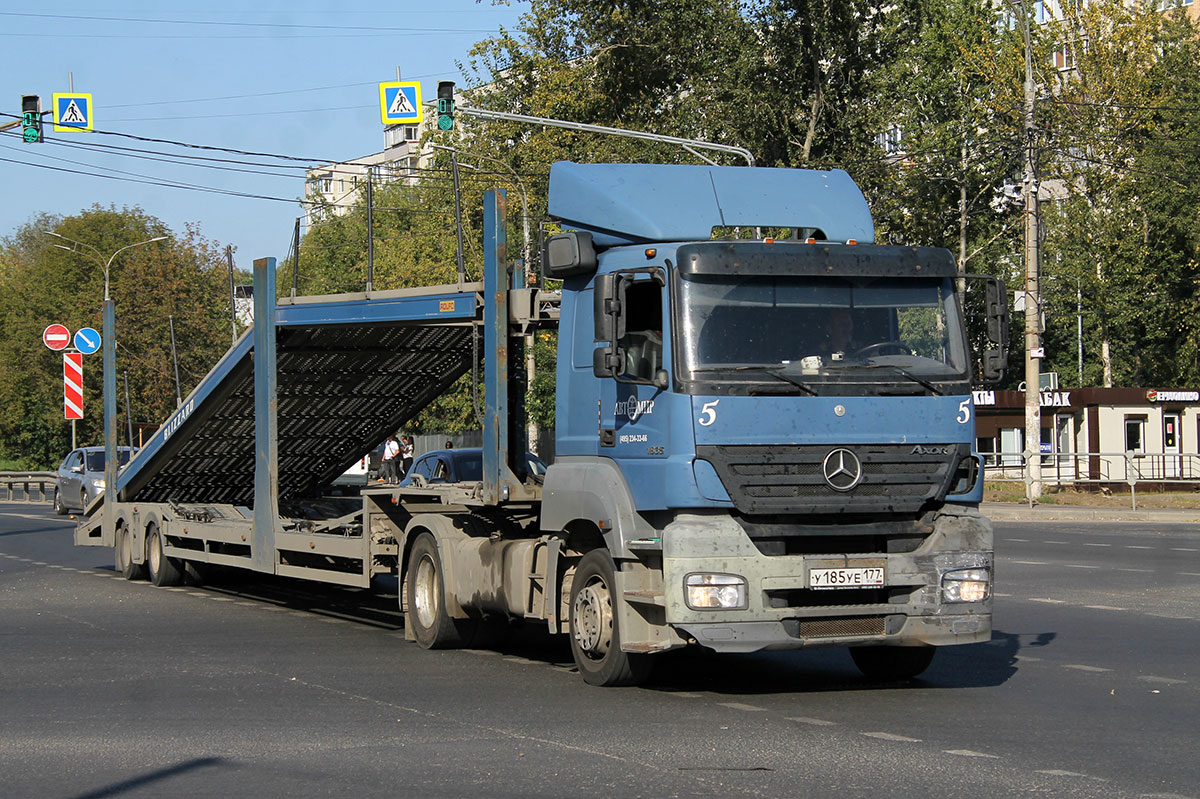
[147, 523, 183, 587]
[406, 533, 473, 649]
[850, 645, 936, 680]
[568, 549, 651, 687]
[114, 523, 144, 581]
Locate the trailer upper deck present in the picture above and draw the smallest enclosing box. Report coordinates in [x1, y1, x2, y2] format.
[111, 282, 483, 509]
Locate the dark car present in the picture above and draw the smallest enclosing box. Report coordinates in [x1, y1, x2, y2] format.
[399, 448, 547, 487]
[54, 446, 135, 514]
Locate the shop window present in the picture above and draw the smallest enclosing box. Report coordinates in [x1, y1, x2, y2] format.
[1124, 416, 1146, 453]
[999, 427, 1023, 466]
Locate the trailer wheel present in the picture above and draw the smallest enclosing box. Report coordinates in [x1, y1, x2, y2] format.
[850, 645, 936, 680]
[114, 523, 144, 581]
[147, 523, 183, 587]
[406, 533, 472, 649]
[568, 549, 652, 687]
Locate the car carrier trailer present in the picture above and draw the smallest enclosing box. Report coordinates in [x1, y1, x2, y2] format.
[77, 162, 1008, 686]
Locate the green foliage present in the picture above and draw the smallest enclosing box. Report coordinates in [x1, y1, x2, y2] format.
[0, 207, 234, 468]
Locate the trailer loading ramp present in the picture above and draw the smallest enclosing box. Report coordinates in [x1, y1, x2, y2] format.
[99, 282, 483, 511]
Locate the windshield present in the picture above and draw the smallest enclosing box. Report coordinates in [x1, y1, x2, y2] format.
[677, 273, 968, 387]
[85, 450, 132, 472]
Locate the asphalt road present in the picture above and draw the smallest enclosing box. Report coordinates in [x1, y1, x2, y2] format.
[1, 502, 1197, 799]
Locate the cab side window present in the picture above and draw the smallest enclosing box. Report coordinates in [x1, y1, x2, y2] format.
[619, 280, 664, 382]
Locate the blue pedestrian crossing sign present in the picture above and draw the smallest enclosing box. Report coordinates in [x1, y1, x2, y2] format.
[52, 93, 93, 132]
[379, 81, 422, 125]
[73, 327, 101, 355]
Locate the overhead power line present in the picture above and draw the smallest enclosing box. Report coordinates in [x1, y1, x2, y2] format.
[0, 11, 500, 34]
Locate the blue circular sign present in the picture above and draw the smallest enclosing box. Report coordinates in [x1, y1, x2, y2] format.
[73, 327, 101, 355]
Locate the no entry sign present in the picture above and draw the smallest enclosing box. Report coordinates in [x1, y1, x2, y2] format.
[43, 323, 71, 351]
[64, 353, 83, 420]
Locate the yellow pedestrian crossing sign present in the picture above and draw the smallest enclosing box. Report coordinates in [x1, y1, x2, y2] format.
[379, 81, 422, 125]
[52, 93, 93, 132]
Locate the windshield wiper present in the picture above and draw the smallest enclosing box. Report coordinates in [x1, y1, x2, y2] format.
[865, 365, 943, 396]
[689, 366, 819, 395]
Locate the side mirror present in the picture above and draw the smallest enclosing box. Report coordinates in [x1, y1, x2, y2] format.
[981, 347, 1006, 383]
[593, 273, 627, 379]
[543, 231, 597, 278]
[966, 274, 1009, 385]
[70, 465, 83, 474]
[985, 277, 1009, 349]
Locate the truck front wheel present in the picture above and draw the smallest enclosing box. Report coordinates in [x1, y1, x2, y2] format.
[569, 549, 651, 687]
[406, 533, 473, 649]
[850, 645, 936, 680]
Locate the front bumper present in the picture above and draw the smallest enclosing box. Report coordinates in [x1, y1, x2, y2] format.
[660, 506, 993, 653]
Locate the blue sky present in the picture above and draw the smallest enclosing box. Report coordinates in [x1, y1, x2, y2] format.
[1, 2, 526, 265]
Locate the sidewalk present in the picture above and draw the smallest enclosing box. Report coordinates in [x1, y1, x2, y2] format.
[982, 501, 1200, 523]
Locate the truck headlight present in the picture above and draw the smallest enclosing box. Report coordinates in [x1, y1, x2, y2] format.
[90, 477, 105, 489]
[685, 573, 747, 610]
[942, 568, 990, 602]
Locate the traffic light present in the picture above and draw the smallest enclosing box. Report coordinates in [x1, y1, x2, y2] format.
[21, 94, 42, 143]
[437, 81, 455, 131]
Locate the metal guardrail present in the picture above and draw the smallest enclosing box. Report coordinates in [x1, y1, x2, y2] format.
[983, 451, 1200, 509]
[0, 471, 56, 503]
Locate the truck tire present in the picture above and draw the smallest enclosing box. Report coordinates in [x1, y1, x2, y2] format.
[406, 533, 473, 649]
[568, 549, 652, 687]
[53, 489, 67, 516]
[850, 645, 936, 680]
[114, 524, 145, 581]
[147, 523, 183, 587]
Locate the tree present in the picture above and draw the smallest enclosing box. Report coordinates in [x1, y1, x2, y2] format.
[1037, 0, 1200, 387]
[0, 207, 234, 468]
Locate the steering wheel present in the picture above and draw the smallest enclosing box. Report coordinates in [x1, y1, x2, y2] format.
[852, 341, 914, 358]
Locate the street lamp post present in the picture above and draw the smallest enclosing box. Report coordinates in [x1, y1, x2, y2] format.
[44, 231, 167, 527]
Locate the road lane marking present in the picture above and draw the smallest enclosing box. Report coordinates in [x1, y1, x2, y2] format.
[1045, 541, 1069, 544]
[1011, 560, 1048, 565]
[862, 732, 921, 742]
[1030, 598, 1066, 604]
[1035, 769, 1103, 780]
[1004, 538, 1029, 542]
[1083, 543, 1111, 547]
[1118, 568, 1153, 573]
[787, 717, 835, 726]
[1084, 605, 1127, 611]
[944, 749, 999, 758]
[1170, 547, 1198, 552]
[1179, 573, 1200, 577]
[1125, 545, 1153, 549]
[1137, 676, 1187, 685]
[1063, 664, 1112, 673]
[1064, 564, 1100, 569]
[718, 702, 767, 712]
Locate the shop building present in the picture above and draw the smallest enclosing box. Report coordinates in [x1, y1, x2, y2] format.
[973, 387, 1200, 482]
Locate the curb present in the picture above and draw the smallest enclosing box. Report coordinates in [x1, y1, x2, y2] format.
[982, 502, 1200, 524]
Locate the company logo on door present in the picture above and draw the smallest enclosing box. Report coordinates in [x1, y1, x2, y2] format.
[615, 397, 655, 420]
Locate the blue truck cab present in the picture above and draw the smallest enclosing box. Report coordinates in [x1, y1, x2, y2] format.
[540, 162, 1008, 685]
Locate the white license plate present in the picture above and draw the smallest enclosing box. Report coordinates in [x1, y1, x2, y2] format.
[809, 566, 885, 590]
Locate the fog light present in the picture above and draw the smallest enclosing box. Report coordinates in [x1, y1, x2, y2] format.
[942, 568, 990, 603]
[685, 573, 747, 610]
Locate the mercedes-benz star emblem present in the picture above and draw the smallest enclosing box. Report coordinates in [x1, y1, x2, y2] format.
[822, 448, 863, 491]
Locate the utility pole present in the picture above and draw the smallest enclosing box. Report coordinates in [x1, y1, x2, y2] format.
[1017, 2, 1042, 502]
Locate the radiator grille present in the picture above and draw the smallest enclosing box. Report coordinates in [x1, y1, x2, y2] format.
[696, 443, 968, 515]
